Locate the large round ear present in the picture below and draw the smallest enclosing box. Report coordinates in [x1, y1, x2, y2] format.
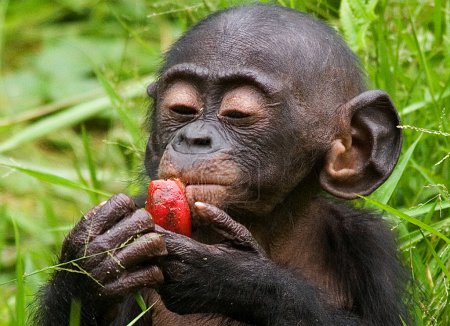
[319, 90, 402, 199]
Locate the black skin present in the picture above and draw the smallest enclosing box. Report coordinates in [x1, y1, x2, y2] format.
[36, 4, 405, 326]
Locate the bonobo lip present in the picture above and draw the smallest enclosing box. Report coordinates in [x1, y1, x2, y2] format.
[159, 171, 235, 188]
[185, 184, 228, 212]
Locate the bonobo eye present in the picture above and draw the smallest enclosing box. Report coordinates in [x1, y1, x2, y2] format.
[160, 81, 202, 121]
[170, 105, 198, 116]
[218, 85, 266, 125]
[223, 111, 251, 119]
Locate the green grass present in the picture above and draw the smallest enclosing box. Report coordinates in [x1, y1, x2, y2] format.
[0, 0, 449, 325]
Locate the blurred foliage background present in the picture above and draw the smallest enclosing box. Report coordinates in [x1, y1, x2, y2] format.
[0, 0, 449, 325]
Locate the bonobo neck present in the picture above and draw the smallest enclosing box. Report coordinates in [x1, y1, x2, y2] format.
[247, 175, 323, 252]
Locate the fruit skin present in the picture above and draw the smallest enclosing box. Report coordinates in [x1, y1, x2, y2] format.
[145, 179, 192, 237]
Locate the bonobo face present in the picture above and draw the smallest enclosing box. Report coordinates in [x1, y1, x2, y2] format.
[144, 9, 348, 217]
[151, 62, 311, 216]
[145, 6, 402, 217]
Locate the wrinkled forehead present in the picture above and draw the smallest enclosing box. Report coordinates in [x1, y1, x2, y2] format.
[164, 25, 294, 79]
[159, 6, 365, 106]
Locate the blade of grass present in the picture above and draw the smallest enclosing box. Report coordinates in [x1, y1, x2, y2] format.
[423, 201, 438, 228]
[399, 216, 450, 251]
[371, 4, 394, 95]
[134, 292, 147, 312]
[404, 201, 450, 217]
[408, 11, 437, 107]
[422, 230, 450, 281]
[370, 133, 422, 204]
[0, 89, 102, 128]
[126, 300, 158, 326]
[433, 0, 443, 44]
[69, 299, 81, 326]
[362, 196, 450, 244]
[0, 155, 112, 182]
[95, 68, 142, 146]
[12, 217, 25, 326]
[0, 162, 112, 197]
[0, 76, 153, 153]
[430, 244, 450, 281]
[81, 125, 100, 202]
[399, 202, 450, 250]
[0, 96, 110, 153]
[401, 89, 450, 115]
[0, 0, 9, 68]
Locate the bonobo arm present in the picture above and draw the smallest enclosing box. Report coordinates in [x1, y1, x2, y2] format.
[158, 203, 360, 326]
[35, 194, 166, 325]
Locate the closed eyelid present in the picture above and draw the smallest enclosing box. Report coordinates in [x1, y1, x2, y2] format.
[220, 87, 265, 111]
[160, 81, 202, 109]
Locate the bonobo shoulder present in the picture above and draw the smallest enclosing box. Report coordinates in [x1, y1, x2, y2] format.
[318, 196, 398, 251]
[317, 197, 406, 324]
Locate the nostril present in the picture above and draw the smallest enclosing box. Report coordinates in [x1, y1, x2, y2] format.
[172, 123, 220, 154]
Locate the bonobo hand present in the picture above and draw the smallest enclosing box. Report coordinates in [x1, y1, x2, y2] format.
[57, 194, 166, 302]
[157, 202, 267, 316]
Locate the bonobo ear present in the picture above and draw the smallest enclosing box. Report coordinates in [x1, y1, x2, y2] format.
[147, 82, 157, 99]
[319, 90, 402, 199]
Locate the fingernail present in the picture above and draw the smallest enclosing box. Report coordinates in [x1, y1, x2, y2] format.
[194, 202, 207, 209]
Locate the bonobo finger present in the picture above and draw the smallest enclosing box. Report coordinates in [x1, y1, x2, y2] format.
[194, 202, 251, 240]
[91, 232, 166, 282]
[155, 226, 200, 259]
[112, 233, 167, 269]
[87, 209, 154, 255]
[194, 202, 264, 253]
[83, 194, 137, 236]
[102, 266, 164, 297]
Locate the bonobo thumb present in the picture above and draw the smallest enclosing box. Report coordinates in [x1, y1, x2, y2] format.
[194, 202, 265, 255]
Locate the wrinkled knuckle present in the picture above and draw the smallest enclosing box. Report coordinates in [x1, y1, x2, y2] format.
[141, 234, 167, 256]
[87, 240, 110, 255]
[110, 193, 135, 211]
[134, 209, 153, 230]
[147, 267, 164, 285]
[90, 269, 106, 284]
[102, 283, 122, 297]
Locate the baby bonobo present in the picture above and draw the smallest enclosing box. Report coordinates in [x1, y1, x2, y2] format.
[36, 4, 405, 326]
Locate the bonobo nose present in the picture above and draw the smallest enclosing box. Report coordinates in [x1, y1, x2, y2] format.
[172, 122, 223, 154]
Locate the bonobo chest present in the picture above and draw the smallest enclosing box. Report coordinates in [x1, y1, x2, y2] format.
[267, 203, 349, 309]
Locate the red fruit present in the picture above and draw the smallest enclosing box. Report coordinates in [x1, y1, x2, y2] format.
[145, 179, 191, 237]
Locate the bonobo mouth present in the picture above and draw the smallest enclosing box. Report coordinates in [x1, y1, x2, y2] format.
[159, 167, 236, 206]
[185, 184, 228, 207]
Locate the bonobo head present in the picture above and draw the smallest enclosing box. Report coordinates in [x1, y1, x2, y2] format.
[145, 5, 401, 218]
